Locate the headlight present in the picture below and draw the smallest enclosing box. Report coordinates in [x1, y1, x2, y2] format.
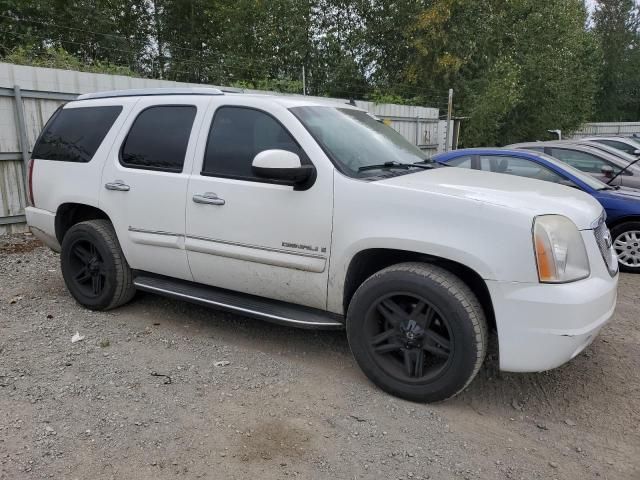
[533, 215, 590, 283]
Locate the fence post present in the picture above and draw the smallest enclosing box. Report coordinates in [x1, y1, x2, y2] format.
[302, 66, 307, 96]
[445, 88, 453, 152]
[13, 85, 30, 187]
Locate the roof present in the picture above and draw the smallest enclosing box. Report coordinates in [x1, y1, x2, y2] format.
[582, 136, 640, 142]
[74, 87, 363, 111]
[433, 148, 536, 160]
[77, 87, 225, 100]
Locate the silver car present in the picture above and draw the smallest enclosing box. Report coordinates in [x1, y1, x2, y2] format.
[581, 136, 640, 157]
[508, 140, 640, 189]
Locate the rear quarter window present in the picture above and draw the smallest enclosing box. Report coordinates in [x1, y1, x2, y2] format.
[32, 105, 123, 163]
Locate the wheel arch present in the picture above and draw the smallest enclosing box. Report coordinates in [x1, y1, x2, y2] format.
[342, 248, 496, 332]
[607, 215, 640, 230]
[55, 203, 112, 244]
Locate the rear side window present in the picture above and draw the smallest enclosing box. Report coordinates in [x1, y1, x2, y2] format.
[202, 106, 302, 180]
[32, 106, 122, 162]
[121, 105, 196, 172]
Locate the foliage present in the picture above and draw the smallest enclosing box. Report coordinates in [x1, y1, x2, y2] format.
[229, 78, 303, 94]
[593, 0, 640, 121]
[5, 45, 135, 76]
[0, 0, 638, 145]
[409, 0, 600, 146]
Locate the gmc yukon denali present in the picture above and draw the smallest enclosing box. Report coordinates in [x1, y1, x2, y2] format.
[25, 88, 619, 402]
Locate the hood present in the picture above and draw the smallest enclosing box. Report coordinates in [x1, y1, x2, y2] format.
[378, 167, 603, 230]
[599, 185, 640, 200]
[594, 185, 640, 216]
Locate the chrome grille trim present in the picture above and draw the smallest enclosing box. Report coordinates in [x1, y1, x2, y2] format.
[594, 217, 618, 277]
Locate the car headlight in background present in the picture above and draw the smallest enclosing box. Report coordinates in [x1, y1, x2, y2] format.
[533, 215, 590, 283]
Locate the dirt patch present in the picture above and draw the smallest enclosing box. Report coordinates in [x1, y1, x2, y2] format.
[0, 233, 42, 254]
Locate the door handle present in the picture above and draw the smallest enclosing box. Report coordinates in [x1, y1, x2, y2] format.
[192, 192, 225, 205]
[105, 180, 130, 192]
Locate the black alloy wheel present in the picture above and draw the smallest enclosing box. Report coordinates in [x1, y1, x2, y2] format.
[365, 293, 453, 383]
[347, 262, 488, 402]
[60, 220, 135, 310]
[67, 238, 107, 297]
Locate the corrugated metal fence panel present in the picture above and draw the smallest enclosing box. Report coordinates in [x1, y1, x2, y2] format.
[0, 62, 203, 93]
[0, 160, 27, 234]
[572, 122, 640, 138]
[23, 98, 65, 149]
[0, 96, 20, 153]
[0, 62, 446, 231]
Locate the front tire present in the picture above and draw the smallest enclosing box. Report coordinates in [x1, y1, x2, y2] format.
[611, 221, 640, 273]
[346, 262, 488, 402]
[60, 219, 135, 310]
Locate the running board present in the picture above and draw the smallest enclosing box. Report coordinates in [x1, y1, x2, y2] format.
[133, 274, 344, 330]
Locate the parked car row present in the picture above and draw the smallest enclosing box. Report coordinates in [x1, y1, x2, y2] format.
[434, 136, 640, 272]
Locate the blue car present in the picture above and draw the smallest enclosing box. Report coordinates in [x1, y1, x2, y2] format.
[434, 148, 640, 272]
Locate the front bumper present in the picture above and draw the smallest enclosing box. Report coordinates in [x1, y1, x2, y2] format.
[488, 273, 617, 372]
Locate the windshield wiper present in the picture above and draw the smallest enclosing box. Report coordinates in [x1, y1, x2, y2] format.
[358, 161, 413, 172]
[358, 160, 436, 173]
[411, 160, 437, 169]
[606, 158, 640, 185]
[414, 158, 453, 168]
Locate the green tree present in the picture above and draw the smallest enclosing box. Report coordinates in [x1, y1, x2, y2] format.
[409, 0, 600, 146]
[593, 0, 640, 121]
[0, 0, 150, 73]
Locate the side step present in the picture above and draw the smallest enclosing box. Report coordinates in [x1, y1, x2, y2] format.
[133, 274, 344, 330]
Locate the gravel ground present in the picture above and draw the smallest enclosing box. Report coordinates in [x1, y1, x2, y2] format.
[1, 234, 639, 480]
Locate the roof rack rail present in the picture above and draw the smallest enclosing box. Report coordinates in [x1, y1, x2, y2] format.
[77, 87, 224, 101]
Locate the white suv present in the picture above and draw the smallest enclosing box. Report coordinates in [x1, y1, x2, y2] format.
[25, 88, 619, 402]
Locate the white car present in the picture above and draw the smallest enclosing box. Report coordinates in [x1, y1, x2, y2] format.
[26, 88, 619, 402]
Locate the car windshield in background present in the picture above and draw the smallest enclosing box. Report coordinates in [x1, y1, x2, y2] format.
[537, 152, 611, 190]
[291, 106, 430, 176]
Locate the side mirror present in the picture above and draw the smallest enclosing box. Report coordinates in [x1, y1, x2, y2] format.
[601, 165, 615, 178]
[252, 149, 315, 189]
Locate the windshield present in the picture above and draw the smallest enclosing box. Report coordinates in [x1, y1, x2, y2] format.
[537, 152, 611, 190]
[290, 106, 430, 176]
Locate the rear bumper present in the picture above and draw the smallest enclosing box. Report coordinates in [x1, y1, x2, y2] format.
[488, 273, 618, 372]
[25, 206, 60, 252]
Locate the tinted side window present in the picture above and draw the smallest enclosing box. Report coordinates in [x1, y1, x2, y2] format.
[121, 105, 196, 172]
[597, 139, 635, 154]
[549, 148, 620, 174]
[447, 155, 473, 168]
[479, 155, 575, 186]
[32, 106, 122, 162]
[202, 107, 302, 179]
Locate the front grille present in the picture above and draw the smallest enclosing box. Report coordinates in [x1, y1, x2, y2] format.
[594, 217, 618, 277]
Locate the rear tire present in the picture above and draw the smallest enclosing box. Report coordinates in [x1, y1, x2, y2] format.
[346, 262, 488, 402]
[611, 221, 640, 273]
[60, 219, 135, 310]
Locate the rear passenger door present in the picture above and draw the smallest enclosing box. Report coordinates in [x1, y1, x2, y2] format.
[100, 96, 209, 280]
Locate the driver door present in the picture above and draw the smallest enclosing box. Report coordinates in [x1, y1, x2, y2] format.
[184, 100, 334, 310]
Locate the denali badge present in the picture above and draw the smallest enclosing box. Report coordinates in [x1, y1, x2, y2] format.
[282, 242, 326, 253]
